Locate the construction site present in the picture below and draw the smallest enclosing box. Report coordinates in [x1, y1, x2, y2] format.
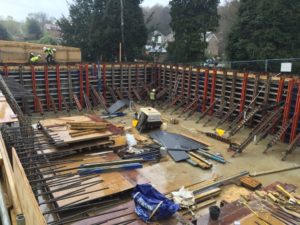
[0, 39, 299, 225]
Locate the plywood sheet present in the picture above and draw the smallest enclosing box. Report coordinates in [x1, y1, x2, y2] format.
[0, 95, 18, 124]
[72, 201, 146, 225]
[0, 138, 21, 214]
[138, 160, 206, 194]
[44, 154, 135, 208]
[38, 139, 113, 154]
[51, 173, 133, 208]
[38, 115, 113, 145]
[180, 130, 211, 147]
[12, 149, 47, 225]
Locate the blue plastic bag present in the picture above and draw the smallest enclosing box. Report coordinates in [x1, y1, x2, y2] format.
[132, 184, 180, 222]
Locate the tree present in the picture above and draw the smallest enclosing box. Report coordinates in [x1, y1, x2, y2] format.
[58, 0, 95, 60]
[216, 0, 239, 58]
[143, 4, 172, 35]
[58, 0, 147, 61]
[25, 18, 43, 40]
[39, 35, 58, 45]
[27, 12, 49, 28]
[226, 0, 300, 61]
[0, 16, 23, 40]
[168, 0, 220, 63]
[0, 24, 11, 40]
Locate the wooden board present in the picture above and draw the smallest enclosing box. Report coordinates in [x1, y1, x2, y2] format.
[0, 137, 21, 214]
[12, 148, 47, 225]
[37, 139, 113, 154]
[180, 130, 211, 147]
[0, 40, 81, 63]
[138, 160, 207, 194]
[0, 143, 2, 167]
[0, 94, 18, 124]
[38, 115, 113, 145]
[10, 209, 17, 225]
[72, 201, 146, 225]
[45, 154, 135, 208]
[240, 212, 285, 225]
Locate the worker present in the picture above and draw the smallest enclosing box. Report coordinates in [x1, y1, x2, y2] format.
[43, 47, 56, 64]
[29, 52, 35, 60]
[150, 89, 156, 107]
[29, 54, 41, 63]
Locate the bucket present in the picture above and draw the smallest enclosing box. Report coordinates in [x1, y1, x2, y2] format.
[209, 205, 220, 221]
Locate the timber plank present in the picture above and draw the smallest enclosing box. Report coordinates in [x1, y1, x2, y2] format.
[0, 40, 81, 63]
[0, 95, 18, 124]
[12, 148, 47, 225]
[0, 137, 21, 215]
[38, 115, 113, 145]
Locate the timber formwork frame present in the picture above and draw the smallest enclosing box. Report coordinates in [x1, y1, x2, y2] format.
[158, 65, 300, 147]
[0, 63, 299, 147]
[0, 63, 153, 114]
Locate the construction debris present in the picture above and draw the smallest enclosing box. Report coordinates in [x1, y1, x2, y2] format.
[240, 176, 262, 190]
[172, 187, 195, 208]
[107, 99, 129, 114]
[0, 61, 299, 225]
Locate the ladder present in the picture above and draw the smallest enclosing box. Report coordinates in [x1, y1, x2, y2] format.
[108, 87, 118, 102]
[228, 106, 261, 136]
[215, 105, 238, 128]
[264, 117, 293, 153]
[256, 115, 282, 143]
[231, 108, 283, 156]
[282, 132, 300, 161]
[83, 92, 92, 110]
[171, 73, 183, 100]
[91, 86, 109, 112]
[73, 94, 83, 111]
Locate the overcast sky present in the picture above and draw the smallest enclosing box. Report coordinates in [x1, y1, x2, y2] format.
[0, 0, 225, 21]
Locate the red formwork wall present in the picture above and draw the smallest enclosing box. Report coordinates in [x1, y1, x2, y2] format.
[0, 63, 299, 144]
[156, 64, 300, 144]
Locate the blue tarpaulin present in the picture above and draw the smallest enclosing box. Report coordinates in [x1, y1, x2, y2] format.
[132, 184, 180, 222]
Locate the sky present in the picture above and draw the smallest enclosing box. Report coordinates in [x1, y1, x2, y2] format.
[0, 0, 226, 21]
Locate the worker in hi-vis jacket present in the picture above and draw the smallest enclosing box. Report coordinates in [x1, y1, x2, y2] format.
[29, 53, 41, 63]
[150, 89, 156, 107]
[43, 46, 56, 64]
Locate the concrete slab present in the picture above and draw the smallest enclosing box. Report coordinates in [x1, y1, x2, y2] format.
[108, 104, 300, 196]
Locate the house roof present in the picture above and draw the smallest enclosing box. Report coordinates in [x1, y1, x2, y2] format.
[206, 32, 219, 42]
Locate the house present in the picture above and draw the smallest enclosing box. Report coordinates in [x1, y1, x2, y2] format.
[44, 23, 61, 39]
[145, 30, 169, 62]
[146, 31, 167, 52]
[206, 32, 219, 57]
